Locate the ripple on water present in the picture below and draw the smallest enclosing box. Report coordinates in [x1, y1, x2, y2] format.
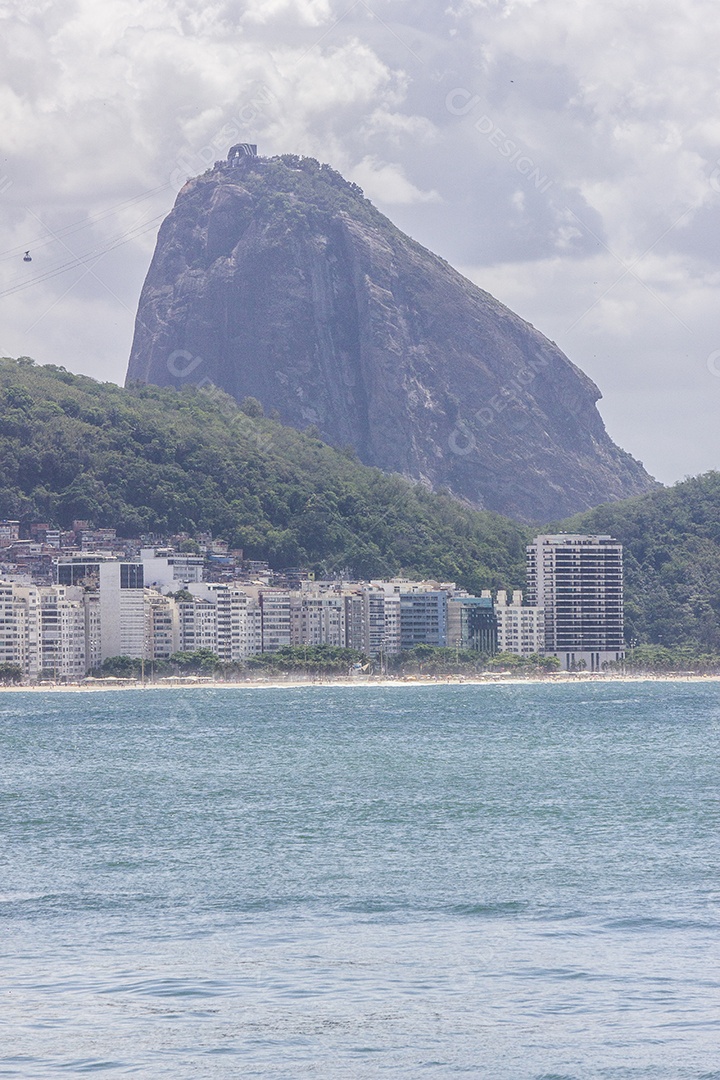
[1, 683, 719, 1079]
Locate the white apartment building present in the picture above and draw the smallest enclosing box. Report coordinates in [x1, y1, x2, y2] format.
[343, 590, 380, 653]
[85, 593, 102, 671]
[141, 549, 204, 586]
[383, 594, 401, 655]
[0, 583, 85, 681]
[188, 583, 262, 660]
[177, 595, 217, 653]
[228, 589, 262, 660]
[0, 582, 18, 665]
[291, 593, 345, 647]
[495, 590, 545, 656]
[38, 586, 86, 681]
[0, 581, 33, 674]
[258, 590, 292, 652]
[145, 591, 179, 660]
[98, 562, 146, 661]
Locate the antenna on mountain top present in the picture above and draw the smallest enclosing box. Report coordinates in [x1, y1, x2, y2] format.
[227, 143, 258, 165]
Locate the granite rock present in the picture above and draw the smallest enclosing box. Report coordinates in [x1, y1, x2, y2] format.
[126, 154, 656, 522]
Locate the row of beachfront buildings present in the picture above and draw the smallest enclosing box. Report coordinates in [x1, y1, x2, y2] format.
[0, 535, 625, 681]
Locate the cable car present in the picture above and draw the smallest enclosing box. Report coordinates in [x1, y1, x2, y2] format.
[23, 251, 31, 262]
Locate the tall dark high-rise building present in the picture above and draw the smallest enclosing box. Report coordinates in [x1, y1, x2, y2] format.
[526, 534, 624, 672]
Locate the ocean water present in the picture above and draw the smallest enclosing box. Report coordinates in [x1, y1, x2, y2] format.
[1, 683, 719, 1079]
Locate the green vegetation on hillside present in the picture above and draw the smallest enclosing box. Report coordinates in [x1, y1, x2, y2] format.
[214, 154, 388, 237]
[561, 473, 720, 649]
[0, 357, 528, 593]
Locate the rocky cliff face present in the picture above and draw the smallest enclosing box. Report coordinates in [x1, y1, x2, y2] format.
[126, 154, 655, 522]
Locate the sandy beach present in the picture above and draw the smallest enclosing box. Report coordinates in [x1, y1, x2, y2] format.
[2, 672, 720, 692]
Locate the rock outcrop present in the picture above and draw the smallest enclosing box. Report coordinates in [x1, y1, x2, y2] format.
[126, 154, 656, 522]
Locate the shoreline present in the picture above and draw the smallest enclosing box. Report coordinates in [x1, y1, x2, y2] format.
[2, 672, 720, 692]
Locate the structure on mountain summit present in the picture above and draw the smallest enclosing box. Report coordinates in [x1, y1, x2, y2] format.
[227, 143, 257, 162]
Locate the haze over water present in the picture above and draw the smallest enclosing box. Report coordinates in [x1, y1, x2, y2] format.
[1, 683, 719, 1078]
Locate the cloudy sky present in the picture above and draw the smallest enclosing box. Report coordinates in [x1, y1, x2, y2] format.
[1, 0, 720, 484]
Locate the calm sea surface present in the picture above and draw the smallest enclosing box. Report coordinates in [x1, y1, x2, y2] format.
[1, 683, 719, 1079]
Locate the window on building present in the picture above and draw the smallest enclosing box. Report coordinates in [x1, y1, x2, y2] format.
[120, 564, 144, 590]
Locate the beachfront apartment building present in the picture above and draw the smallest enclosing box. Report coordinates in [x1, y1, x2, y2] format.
[98, 562, 146, 662]
[258, 590, 292, 652]
[0, 581, 33, 675]
[176, 595, 217, 654]
[343, 588, 388, 654]
[0, 583, 86, 681]
[145, 591, 179, 660]
[85, 592, 102, 672]
[494, 590, 545, 656]
[399, 590, 449, 650]
[38, 586, 86, 681]
[54, 557, 146, 662]
[446, 595, 498, 653]
[526, 534, 624, 671]
[291, 593, 346, 648]
[187, 583, 262, 661]
[383, 594, 401, 655]
[228, 589, 263, 660]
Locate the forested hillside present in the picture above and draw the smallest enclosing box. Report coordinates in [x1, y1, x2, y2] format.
[0, 357, 528, 593]
[561, 473, 720, 649]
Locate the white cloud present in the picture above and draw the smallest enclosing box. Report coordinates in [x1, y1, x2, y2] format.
[1, 0, 720, 481]
[240, 0, 332, 27]
[351, 156, 441, 203]
[361, 106, 438, 145]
